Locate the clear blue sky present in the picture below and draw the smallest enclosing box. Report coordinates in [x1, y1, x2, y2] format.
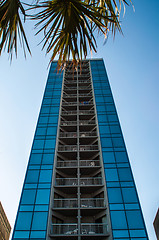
[0, 0, 158, 239]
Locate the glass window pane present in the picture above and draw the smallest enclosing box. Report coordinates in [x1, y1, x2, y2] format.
[95, 96, 104, 102]
[21, 189, 36, 204]
[48, 116, 58, 124]
[108, 114, 118, 122]
[35, 189, 50, 204]
[97, 106, 106, 112]
[38, 116, 48, 124]
[42, 154, 54, 164]
[98, 114, 108, 123]
[101, 138, 112, 148]
[122, 188, 138, 203]
[25, 170, 39, 183]
[107, 188, 123, 203]
[29, 154, 42, 165]
[126, 210, 144, 229]
[43, 98, 52, 104]
[106, 105, 116, 112]
[44, 91, 52, 97]
[125, 203, 139, 210]
[34, 205, 49, 211]
[112, 138, 124, 147]
[44, 139, 56, 149]
[118, 168, 133, 181]
[110, 125, 121, 134]
[41, 107, 50, 114]
[50, 107, 59, 114]
[15, 212, 33, 230]
[14, 231, 30, 238]
[39, 170, 52, 183]
[111, 211, 127, 229]
[32, 139, 45, 150]
[115, 152, 128, 163]
[36, 128, 46, 136]
[104, 96, 113, 103]
[46, 127, 57, 136]
[31, 212, 48, 230]
[120, 182, 134, 187]
[99, 125, 110, 135]
[105, 169, 119, 181]
[107, 182, 120, 187]
[129, 229, 146, 237]
[102, 152, 115, 163]
[109, 203, 124, 210]
[41, 165, 52, 170]
[20, 205, 34, 211]
[28, 165, 40, 170]
[30, 231, 46, 238]
[38, 183, 51, 188]
[94, 89, 102, 95]
[113, 230, 129, 238]
[24, 183, 37, 189]
[94, 81, 101, 87]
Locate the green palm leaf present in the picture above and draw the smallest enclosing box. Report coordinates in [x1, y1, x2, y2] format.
[0, 0, 132, 65]
[0, 0, 31, 59]
[32, 0, 129, 69]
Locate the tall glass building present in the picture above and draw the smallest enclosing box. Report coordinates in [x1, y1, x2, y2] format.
[12, 59, 149, 240]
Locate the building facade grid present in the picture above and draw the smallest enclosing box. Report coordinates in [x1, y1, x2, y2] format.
[11, 59, 148, 240]
[90, 59, 148, 239]
[12, 62, 63, 240]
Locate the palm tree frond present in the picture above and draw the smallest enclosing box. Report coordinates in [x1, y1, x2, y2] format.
[0, 0, 132, 65]
[32, 0, 129, 69]
[0, 0, 31, 59]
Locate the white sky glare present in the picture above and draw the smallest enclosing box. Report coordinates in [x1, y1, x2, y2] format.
[0, 0, 159, 239]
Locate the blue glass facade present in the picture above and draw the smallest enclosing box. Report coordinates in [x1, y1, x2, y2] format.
[12, 59, 148, 240]
[12, 62, 63, 240]
[90, 59, 148, 240]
